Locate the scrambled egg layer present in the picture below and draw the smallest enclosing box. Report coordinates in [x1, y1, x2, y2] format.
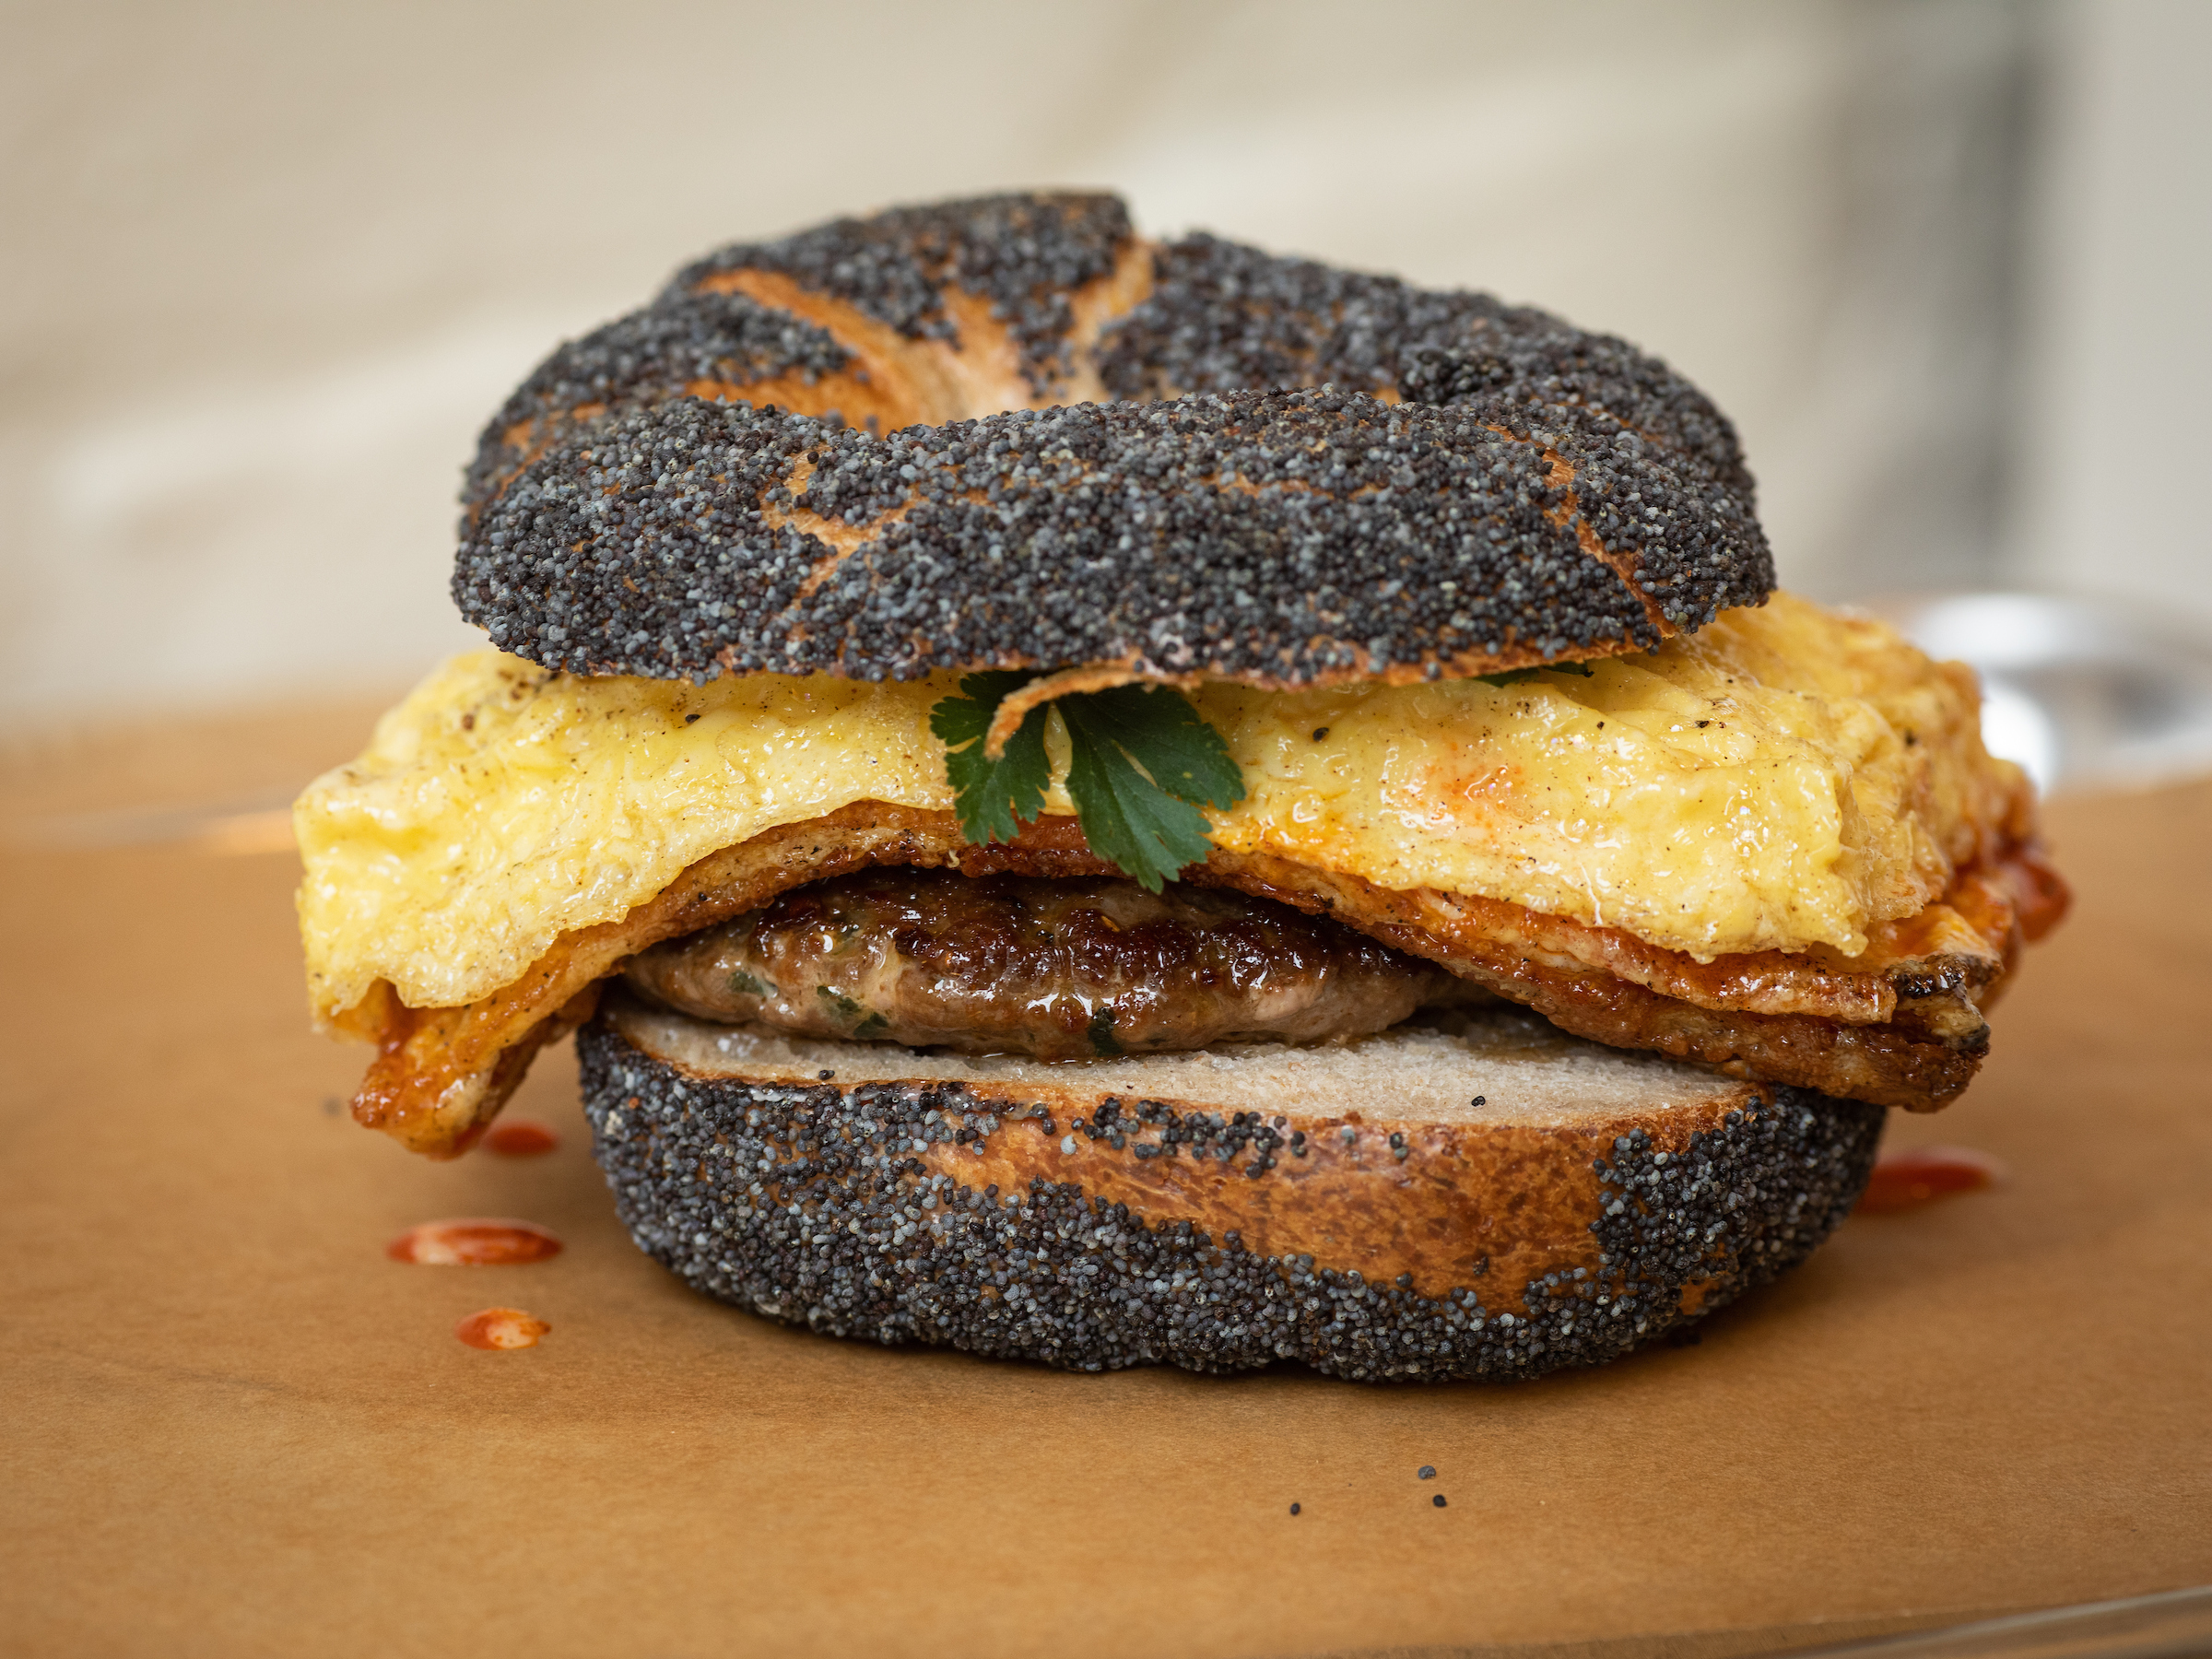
[297, 592, 2021, 1024]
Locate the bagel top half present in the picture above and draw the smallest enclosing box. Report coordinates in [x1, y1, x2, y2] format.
[453, 190, 1770, 688]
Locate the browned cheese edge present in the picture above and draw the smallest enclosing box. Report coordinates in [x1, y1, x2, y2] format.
[344, 806, 2059, 1157]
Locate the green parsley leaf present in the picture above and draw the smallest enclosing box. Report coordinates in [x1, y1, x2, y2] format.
[930, 670, 1052, 844]
[929, 676, 1249, 891]
[816, 986, 888, 1038]
[1063, 685, 1248, 810]
[1059, 686, 1246, 892]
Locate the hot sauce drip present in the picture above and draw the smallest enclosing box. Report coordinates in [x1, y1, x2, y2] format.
[1855, 1146, 2009, 1214]
[2005, 843, 2072, 943]
[386, 1218, 563, 1265]
[454, 1307, 549, 1349]
[485, 1119, 560, 1156]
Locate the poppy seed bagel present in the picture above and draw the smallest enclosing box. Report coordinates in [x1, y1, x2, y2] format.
[583, 993, 1881, 1380]
[454, 191, 1772, 689]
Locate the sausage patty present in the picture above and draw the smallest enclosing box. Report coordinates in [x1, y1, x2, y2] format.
[622, 869, 1485, 1059]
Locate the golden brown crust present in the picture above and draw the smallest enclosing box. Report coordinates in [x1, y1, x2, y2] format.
[694, 237, 1156, 427]
[350, 804, 1006, 1155]
[473, 235, 1161, 509]
[1199, 853, 1999, 1109]
[928, 1090, 1644, 1305]
[346, 806, 2056, 1155]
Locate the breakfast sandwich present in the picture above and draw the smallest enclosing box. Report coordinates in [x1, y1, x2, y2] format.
[297, 194, 2065, 1379]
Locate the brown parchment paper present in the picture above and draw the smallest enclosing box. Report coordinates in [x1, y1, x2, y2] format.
[4, 705, 2209, 1659]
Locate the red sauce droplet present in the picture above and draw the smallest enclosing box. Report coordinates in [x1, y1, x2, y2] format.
[455, 1307, 549, 1350]
[386, 1218, 563, 1265]
[485, 1119, 560, 1156]
[1856, 1146, 2008, 1214]
[2010, 845, 2072, 943]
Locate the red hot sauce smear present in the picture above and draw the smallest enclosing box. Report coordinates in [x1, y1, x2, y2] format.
[485, 1119, 560, 1156]
[455, 1308, 549, 1350]
[1856, 1146, 2009, 1215]
[386, 1218, 563, 1265]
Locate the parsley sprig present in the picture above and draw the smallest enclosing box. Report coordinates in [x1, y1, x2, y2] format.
[930, 673, 1246, 891]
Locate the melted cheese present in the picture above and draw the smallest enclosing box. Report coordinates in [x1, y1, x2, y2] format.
[296, 592, 2022, 1024]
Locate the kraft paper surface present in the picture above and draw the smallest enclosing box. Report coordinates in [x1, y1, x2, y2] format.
[4, 703, 2208, 1659]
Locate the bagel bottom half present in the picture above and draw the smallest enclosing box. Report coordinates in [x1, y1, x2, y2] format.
[581, 993, 1884, 1382]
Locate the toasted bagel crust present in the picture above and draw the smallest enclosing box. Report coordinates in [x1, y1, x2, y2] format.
[582, 998, 1880, 1380]
[454, 193, 1771, 689]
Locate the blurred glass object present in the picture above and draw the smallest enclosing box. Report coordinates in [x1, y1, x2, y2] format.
[1867, 592, 2212, 795]
[1786, 1583, 2212, 1657]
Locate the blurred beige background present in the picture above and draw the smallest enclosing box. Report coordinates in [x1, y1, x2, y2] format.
[4, 0, 2206, 731]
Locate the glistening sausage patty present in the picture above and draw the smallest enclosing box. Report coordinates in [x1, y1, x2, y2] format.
[623, 870, 1486, 1058]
